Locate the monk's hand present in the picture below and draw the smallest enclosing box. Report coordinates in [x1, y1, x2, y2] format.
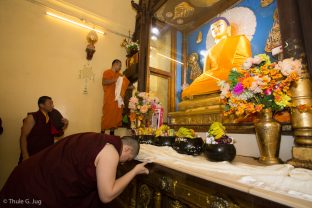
[22, 154, 29, 161]
[134, 162, 149, 175]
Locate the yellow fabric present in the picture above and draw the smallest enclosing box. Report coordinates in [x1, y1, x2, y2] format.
[40, 110, 49, 123]
[182, 35, 252, 99]
[101, 69, 130, 130]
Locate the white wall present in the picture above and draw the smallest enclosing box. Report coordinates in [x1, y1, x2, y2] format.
[0, 0, 136, 188]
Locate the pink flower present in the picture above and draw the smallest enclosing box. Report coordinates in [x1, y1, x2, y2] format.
[140, 105, 148, 113]
[129, 97, 138, 104]
[264, 88, 272, 95]
[232, 82, 244, 95]
[242, 58, 253, 69]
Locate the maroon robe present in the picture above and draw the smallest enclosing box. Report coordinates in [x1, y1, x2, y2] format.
[1, 132, 122, 207]
[19, 110, 54, 163]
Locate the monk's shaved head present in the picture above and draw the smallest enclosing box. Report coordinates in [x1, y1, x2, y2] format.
[112, 59, 121, 66]
[121, 136, 140, 157]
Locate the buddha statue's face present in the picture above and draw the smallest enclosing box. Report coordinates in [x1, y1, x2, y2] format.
[211, 19, 229, 40]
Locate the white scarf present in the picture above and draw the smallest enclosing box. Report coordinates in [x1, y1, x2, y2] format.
[115, 76, 124, 108]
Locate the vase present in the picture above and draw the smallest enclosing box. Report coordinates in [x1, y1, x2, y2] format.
[154, 136, 175, 147]
[254, 108, 283, 165]
[172, 137, 204, 155]
[131, 118, 141, 129]
[126, 49, 138, 58]
[139, 135, 155, 145]
[204, 144, 236, 162]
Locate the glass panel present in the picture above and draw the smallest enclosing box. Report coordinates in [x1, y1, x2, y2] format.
[149, 75, 168, 122]
[149, 29, 172, 72]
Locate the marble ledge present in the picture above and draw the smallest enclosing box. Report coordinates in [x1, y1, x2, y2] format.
[136, 145, 312, 208]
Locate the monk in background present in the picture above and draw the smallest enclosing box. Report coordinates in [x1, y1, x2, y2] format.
[102, 59, 129, 135]
[182, 17, 252, 99]
[19, 96, 68, 163]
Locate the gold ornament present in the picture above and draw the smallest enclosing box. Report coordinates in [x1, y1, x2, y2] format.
[173, 2, 194, 20]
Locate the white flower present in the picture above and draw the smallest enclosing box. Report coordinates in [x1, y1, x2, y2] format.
[250, 82, 262, 93]
[138, 92, 147, 98]
[235, 90, 254, 100]
[249, 76, 264, 93]
[205, 134, 216, 144]
[276, 58, 302, 76]
[218, 81, 230, 99]
[242, 58, 253, 69]
[252, 55, 263, 65]
[129, 103, 136, 109]
[129, 97, 138, 104]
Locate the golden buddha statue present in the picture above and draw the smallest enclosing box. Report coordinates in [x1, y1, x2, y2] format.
[182, 17, 252, 99]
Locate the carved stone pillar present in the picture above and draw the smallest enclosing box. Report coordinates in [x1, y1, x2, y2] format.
[131, 0, 152, 92]
[277, 0, 312, 169]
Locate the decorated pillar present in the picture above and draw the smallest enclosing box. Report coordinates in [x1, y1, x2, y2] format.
[131, 0, 152, 92]
[277, 0, 312, 168]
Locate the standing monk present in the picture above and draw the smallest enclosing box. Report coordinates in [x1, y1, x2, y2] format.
[19, 96, 68, 163]
[102, 59, 129, 135]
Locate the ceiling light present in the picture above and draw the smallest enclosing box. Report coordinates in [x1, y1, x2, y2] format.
[46, 11, 105, 35]
[151, 27, 160, 36]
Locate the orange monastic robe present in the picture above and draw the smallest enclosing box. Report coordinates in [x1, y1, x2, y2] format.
[101, 69, 129, 130]
[182, 35, 252, 99]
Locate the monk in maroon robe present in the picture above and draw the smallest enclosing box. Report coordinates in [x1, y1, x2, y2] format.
[19, 96, 68, 163]
[0, 132, 148, 207]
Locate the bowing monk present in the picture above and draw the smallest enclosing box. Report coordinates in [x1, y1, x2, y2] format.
[0, 133, 148, 207]
[102, 59, 129, 135]
[182, 17, 252, 98]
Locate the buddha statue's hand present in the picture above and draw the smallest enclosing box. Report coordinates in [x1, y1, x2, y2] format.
[203, 71, 213, 76]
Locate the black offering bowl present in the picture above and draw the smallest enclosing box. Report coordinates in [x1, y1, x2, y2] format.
[135, 135, 154, 145]
[154, 136, 176, 147]
[204, 144, 236, 162]
[173, 137, 204, 155]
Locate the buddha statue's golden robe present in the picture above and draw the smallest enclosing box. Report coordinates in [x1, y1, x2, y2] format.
[182, 35, 252, 99]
